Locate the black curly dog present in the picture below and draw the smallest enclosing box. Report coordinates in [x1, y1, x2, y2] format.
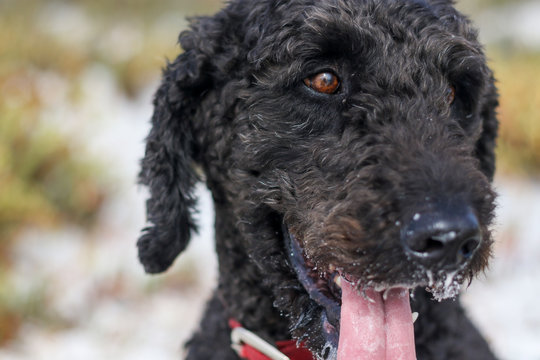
[138, 0, 499, 359]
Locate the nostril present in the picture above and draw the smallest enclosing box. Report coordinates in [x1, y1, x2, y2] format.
[406, 230, 458, 255]
[409, 236, 445, 255]
[425, 237, 446, 254]
[459, 237, 480, 259]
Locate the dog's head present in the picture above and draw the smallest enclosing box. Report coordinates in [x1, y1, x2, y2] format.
[138, 0, 498, 358]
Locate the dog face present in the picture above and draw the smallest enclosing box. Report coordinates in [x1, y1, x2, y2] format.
[138, 0, 498, 358]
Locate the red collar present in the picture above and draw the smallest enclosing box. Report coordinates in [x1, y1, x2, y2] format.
[229, 320, 314, 360]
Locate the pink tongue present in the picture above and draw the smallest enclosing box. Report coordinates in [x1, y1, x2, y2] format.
[337, 280, 416, 360]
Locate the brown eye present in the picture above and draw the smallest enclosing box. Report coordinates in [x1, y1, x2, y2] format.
[446, 85, 456, 104]
[303, 72, 340, 94]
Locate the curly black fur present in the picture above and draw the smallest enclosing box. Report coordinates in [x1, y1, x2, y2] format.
[138, 0, 499, 359]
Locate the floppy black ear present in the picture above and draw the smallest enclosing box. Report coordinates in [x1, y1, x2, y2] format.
[137, 19, 220, 274]
[475, 77, 499, 181]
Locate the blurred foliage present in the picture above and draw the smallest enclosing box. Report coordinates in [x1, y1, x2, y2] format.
[0, 0, 222, 345]
[456, 0, 540, 177]
[0, 0, 221, 97]
[0, 273, 58, 346]
[0, 103, 105, 240]
[492, 52, 540, 176]
[457, 0, 531, 13]
[0, 68, 107, 346]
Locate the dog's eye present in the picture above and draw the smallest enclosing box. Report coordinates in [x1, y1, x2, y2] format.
[303, 72, 340, 94]
[446, 85, 456, 105]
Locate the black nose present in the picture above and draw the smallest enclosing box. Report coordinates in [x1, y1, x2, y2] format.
[401, 205, 482, 269]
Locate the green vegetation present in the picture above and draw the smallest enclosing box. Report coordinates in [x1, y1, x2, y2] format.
[457, 0, 532, 14]
[0, 63, 108, 347]
[0, 105, 106, 239]
[491, 52, 540, 176]
[0, 0, 223, 344]
[0, 0, 221, 97]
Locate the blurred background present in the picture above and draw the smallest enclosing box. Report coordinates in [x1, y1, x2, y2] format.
[0, 0, 539, 359]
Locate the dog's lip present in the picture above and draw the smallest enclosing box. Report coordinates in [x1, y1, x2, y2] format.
[284, 225, 342, 326]
[283, 224, 419, 321]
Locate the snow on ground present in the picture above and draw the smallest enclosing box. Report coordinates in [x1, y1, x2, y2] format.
[462, 178, 540, 360]
[0, 69, 217, 360]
